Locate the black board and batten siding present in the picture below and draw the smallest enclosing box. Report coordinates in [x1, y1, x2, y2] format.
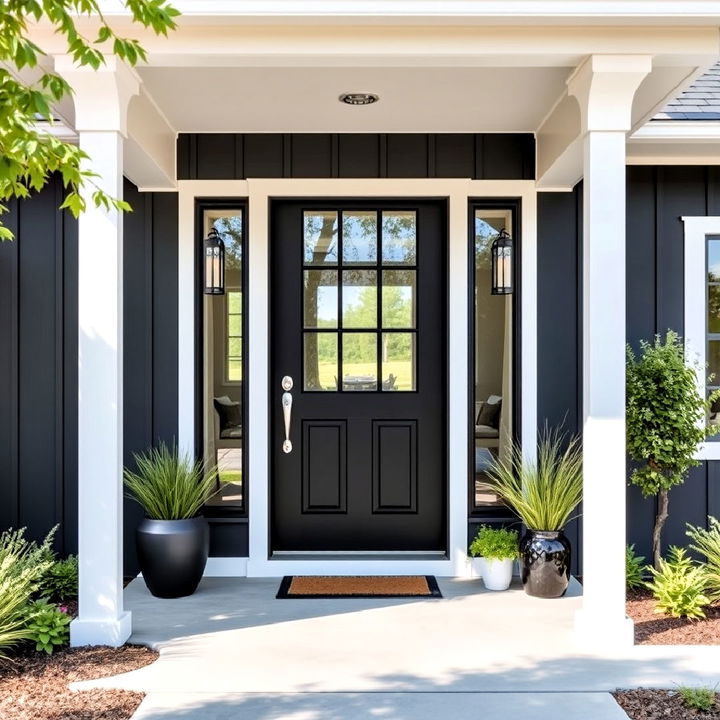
[2, 136, 718, 576]
[176, 133, 536, 181]
[536, 167, 720, 572]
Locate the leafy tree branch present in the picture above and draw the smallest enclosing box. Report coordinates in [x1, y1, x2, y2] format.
[0, 0, 179, 239]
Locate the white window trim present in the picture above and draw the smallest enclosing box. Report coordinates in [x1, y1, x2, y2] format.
[683, 215, 720, 460]
[179, 178, 537, 577]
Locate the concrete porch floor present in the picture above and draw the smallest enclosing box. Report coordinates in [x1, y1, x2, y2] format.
[73, 577, 720, 719]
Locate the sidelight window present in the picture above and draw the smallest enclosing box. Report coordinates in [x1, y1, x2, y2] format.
[302, 209, 417, 392]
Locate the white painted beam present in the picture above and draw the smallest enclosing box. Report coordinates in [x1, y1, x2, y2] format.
[55, 55, 139, 648]
[568, 54, 651, 649]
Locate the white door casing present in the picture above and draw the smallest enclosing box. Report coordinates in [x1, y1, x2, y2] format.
[178, 178, 537, 577]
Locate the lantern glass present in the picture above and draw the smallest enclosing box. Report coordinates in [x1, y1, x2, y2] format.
[204, 228, 225, 295]
[491, 229, 513, 295]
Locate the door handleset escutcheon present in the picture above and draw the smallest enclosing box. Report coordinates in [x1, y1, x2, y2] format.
[281, 376, 293, 453]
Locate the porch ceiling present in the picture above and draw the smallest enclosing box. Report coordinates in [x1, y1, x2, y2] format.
[138, 65, 570, 133]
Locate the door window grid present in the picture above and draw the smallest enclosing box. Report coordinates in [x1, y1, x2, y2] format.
[226, 289, 242, 383]
[302, 209, 417, 392]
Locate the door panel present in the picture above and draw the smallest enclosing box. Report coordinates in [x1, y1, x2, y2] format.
[270, 199, 447, 552]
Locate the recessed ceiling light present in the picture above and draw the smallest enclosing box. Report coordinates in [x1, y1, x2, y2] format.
[339, 93, 379, 106]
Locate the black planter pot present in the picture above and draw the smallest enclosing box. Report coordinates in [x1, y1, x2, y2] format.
[136, 517, 209, 599]
[519, 529, 571, 599]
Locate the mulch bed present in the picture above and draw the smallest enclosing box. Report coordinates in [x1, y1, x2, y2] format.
[614, 689, 720, 719]
[627, 589, 720, 645]
[0, 644, 158, 720]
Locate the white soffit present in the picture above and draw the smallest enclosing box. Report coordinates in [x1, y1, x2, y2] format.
[138, 66, 569, 133]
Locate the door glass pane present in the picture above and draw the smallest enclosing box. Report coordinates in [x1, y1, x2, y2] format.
[342, 211, 377, 264]
[382, 211, 417, 265]
[382, 333, 415, 391]
[304, 211, 338, 265]
[304, 270, 338, 328]
[342, 333, 378, 390]
[709, 238, 720, 282]
[709, 285, 720, 334]
[304, 333, 338, 391]
[342, 270, 377, 328]
[382, 270, 416, 329]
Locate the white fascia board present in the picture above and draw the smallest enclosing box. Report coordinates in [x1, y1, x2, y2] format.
[94, 1, 720, 22]
[632, 121, 720, 142]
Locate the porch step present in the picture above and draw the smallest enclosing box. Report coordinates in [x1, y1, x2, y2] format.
[131, 691, 629, 720]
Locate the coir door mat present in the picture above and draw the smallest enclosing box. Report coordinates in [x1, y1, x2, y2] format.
[276, 575, 442, 599]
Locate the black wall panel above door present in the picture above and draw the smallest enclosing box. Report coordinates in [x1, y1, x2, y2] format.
[177, 133, 536, 180]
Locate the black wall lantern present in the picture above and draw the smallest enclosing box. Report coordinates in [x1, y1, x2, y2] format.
[204, 227, 225, 295]
[490, 229, 513, 295]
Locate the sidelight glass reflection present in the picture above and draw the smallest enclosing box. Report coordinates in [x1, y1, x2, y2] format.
[342, 211, 377, 264]
[304, 332, 338, 391]
[382, 211, 417, 265]
[382, 270, 416, 329]
[304, 270, 338, 328]
[382, 333, 415, 391]
[304, 211, 339, 265]
[342, 270, 377, 328]
[342, 333, 378, 390]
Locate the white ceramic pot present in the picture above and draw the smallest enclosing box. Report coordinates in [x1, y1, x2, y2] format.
[478, 557, 514, 591]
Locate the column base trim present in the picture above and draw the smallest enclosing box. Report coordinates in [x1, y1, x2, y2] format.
[70, 611, 132, 648]
[575, 609, 634, 649]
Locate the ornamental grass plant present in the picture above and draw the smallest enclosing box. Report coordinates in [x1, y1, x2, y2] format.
[124, 443, 218, 520]
[686, 516, 720, 602]
[484, 428, 583, 531]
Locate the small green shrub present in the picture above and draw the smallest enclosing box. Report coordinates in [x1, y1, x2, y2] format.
[38, 556, 78, 603]
[677, 685, 717, 712]
[0, 528, 55, 658]
[469, 525, 519, 561]
[23, 599, 71, 655]
[626, 544, 646, 590]
[646, 546, 711, 619]
[124, 443, 218, 520]
[687, 517, 720, 602]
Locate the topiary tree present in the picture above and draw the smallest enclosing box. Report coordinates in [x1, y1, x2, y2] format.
[626, 331, 719, 569]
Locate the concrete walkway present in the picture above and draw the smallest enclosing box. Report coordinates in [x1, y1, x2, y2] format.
[72, 577, 720, 718]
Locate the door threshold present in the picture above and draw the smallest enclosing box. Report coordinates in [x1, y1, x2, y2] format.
[270, 551, 449, 562]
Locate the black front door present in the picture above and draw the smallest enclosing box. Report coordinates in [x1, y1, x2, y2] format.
[270, 199, 447, 552]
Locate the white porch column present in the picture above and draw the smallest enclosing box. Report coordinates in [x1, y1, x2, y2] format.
[568, 55, 651, 647]
[55, 56, 139, 647]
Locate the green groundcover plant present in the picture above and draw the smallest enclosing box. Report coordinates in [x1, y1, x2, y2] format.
[484, 427, 583, 531]
[686, 517, 720, 602]
[469, 525, 519, 561]
[626, 544, 646, 591]
[23, 599, 71, 654]
[645, 546, 711, 620]
[124, 443, 218, 520]
[677, 685, 718, 713]
[38, 555, 78, 603]
[627, 331, 720, 569]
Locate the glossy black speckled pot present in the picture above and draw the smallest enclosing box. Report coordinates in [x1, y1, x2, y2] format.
[137, 517, 209, 598]
[519, 529, 571, 598]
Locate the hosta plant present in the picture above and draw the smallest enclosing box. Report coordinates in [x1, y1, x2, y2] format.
[24, 599, 71, 655]
[645, 546, 711, 619]
[626, 544, 646, 591]
[686, 517, 720, 602]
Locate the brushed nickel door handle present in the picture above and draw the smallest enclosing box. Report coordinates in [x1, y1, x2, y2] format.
[281, 376, 293, 453]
